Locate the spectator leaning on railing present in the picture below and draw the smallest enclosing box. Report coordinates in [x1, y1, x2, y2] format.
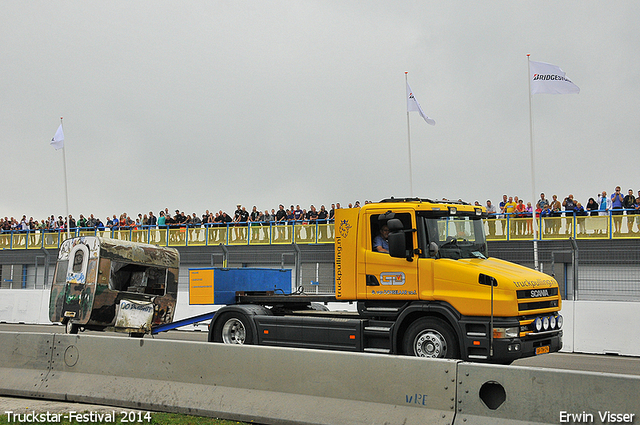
[623, 189, 637, 234]
[562, 195, 576, 234]
[611, 186, 625, 234]
[485, 200, 497, 236]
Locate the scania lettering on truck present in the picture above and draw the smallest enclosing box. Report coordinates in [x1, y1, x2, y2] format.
[208, 198, 563, 364]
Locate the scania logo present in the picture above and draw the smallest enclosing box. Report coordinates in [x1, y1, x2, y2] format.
[380, 272, 405, 286]
[530, 289, 550, 298]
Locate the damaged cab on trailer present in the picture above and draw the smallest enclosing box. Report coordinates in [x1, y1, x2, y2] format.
[49, 236, 179, 336]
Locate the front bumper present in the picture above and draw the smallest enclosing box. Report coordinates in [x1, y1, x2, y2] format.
[487, 330, 563, 364]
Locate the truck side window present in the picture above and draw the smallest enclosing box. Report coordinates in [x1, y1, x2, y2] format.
[370, 216, 388, 253]
[370, 213, 413, 254]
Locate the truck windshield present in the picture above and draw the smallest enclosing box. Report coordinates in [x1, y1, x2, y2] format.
[423, 216, 488, 260]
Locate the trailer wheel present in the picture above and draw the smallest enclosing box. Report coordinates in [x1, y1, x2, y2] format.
[64, 319, 79, 335]
[403, 317, 459, 359]
[213, 313, 253, 345]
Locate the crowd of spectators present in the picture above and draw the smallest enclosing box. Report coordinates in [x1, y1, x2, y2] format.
[0, 201, 374, 235]
[2, 189, 639, 237]
[482, 186, 640, 235]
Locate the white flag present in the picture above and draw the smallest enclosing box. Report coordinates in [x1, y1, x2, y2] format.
[51, 124, 64, 150]
[406, 82, 435, 125]
[530, 61, 580, 95]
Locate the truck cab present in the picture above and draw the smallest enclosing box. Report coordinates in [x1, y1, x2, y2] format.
[335, 198, 562, 362]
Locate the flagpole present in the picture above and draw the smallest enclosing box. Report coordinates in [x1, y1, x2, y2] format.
[405, 72, 414, 197]
[60, 117, 70, 239]
[527, 55, 539, 270]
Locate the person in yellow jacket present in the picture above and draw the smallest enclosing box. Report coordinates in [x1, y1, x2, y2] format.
[503, 196, 517, 236]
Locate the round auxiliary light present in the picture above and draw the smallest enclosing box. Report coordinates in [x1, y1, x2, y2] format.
[550, 315, 557, 329]
[556, 315, 563, 329]
[542, 316, 550, 331]
[534, 317, 543, 332]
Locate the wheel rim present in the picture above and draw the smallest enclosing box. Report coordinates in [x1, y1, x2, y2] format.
[221, 318, 246, 344]
[413, 329, 447, 357]
[65, 320, 76, 334]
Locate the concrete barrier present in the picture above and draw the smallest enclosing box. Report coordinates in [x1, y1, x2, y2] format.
[454, 362, 640, 425]
[2, 332, 639, 424]
[0, 332, 458, 425]
[0, 332, 55, 398]
[0, 289, 51, 324]
[571, 300, 640, 356]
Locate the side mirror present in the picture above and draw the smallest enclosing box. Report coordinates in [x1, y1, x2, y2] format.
[387, 218, 416, 260]
[388, 233, 406, 258]
[387, 218, 403, 231]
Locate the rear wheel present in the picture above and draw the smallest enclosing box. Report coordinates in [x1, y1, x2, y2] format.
[213, 313, 253, 345]
[403, 317, 459, 359]
[64, 319, 79, 335]
[309, 302, 330, 311]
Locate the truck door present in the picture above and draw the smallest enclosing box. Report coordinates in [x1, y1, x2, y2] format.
[363, 211, 419, 300]
[62, 243, 96, 325]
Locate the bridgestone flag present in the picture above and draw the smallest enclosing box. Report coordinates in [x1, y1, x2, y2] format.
[406, 82, 435, 125]
[50, 124, 64, 150]
[530, 61, 580, 95]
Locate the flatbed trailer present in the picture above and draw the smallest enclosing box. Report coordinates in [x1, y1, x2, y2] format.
[150, 292, 339, 335]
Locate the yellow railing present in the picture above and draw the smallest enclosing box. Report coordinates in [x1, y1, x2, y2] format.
[1, 213, 637, 250]
[0, 222, 337, 250]
[485, 212, 636, 241]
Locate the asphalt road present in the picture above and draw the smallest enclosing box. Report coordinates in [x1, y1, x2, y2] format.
[2, 323, 639, 376]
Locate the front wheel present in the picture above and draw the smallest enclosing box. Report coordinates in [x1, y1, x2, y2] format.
[212, 312, 253, 345]
[402, 317, 459, 359]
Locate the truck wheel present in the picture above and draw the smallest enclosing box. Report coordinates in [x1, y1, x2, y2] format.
[309, 302, 330, 311]
[213, 313, 253, 345]
[403, 317, 459, 359]
[64, 319, 79, 335]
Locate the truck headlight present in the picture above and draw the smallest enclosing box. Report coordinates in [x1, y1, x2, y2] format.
[556, 315, 563, 329]
[550, 315, 557, 329]
[534, 317, 543, 332]
[542, 316, 550, 331]
[493, 327, 519, 339]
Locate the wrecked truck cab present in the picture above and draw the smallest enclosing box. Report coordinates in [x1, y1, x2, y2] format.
[49, 236, 179, 336]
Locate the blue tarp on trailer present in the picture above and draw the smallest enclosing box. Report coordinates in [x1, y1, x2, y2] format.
[153, 268, 293, 333]
[188, 267, 292, 305]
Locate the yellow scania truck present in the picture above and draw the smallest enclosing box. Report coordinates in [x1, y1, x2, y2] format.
[208, 198, 563, 364]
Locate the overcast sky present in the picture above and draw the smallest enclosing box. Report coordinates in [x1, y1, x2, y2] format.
[2, 1, 639, 221]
